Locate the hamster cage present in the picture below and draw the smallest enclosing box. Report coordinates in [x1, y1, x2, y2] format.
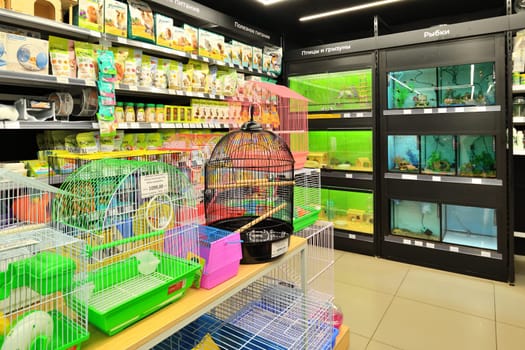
[0, 169, 90, 350]
[53, 158, 201, 335]
[205, 116, 295, 264]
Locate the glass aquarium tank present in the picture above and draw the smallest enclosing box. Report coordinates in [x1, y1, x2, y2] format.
[438, 62, 496, 106]
[390, 199, 441, 241]
[441, 204, 497, 250]
[458, 135, 496, 178]
[421, 135, 456, 175]
[387, 135, 420, 172]
[387, 68, 437, 109]
[288, 69, 373, 112]
[319, 188, 374, 234]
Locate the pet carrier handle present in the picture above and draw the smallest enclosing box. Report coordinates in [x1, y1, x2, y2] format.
[85, 230, 165, 257]
[234, 203, 288, 234]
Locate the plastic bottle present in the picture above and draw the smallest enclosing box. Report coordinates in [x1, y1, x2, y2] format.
[145, 103, 156, 122]
[114, 102, 124, 123]
[136, 103, 146, 122]
[156, 104, 165, 122]
[124, 102, 135, 122]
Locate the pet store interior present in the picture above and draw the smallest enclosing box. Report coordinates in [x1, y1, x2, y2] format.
[0, 0, 524, 349]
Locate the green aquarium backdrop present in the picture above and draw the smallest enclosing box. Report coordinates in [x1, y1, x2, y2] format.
[306, 130, 373, 171]
[438, 62, 496, 106]
[387, 68, 437, 109]
[442, 204, 497, 250]
[288, 69, 373, 112]
[421, 135, 456, 175]
[458, 135, 496, 178]
[390, 199, 441, 241]
[387, 135, 420, 172]
[320, 188, 374, 234]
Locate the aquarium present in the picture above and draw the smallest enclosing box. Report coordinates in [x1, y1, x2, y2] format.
[319, 188, 374, 234]
[288, 69, 373, 112]
[387, 135, 420, 172]
[438, 62, 496, 106]
[387, 68, 437, 109]
[390, 199, 441, 241]
[458, 135, 496, 178]
[421, 135, 456, 175]
[441, 204, 497, 250]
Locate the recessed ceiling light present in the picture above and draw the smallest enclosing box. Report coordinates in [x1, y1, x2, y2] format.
[299, 0, 405, 21]
[256, 0, 288, 5]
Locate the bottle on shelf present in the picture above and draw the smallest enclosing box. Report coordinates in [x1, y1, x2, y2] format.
[125, 102, 136, 122]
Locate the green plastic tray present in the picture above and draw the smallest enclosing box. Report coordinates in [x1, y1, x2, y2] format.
[293, 207, 321, 232]
[80, 252, 201, 335]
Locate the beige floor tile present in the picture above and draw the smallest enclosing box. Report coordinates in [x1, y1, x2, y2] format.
[496, 322, 525, 350]
[374, 298, 496, 350]
[495, 282, 525, 328]
[348, 332, 369, 350]
[334, 253, 409, 295]
[335, 249, 345, 261]
[366, 340, 403, 350]
[397, 268, 495, 319]
[335, 281, 394, 338]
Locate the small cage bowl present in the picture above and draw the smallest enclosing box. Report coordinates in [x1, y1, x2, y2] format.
[205, 120, 295, 264]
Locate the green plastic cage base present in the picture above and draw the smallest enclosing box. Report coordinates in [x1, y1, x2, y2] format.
[79, 252, 201, 336]
[293, 208, 321, 233]
[0, 310, 89, 350]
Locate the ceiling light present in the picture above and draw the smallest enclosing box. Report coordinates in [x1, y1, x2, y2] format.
[299, 0, 405, 22]
[256, 0, 288, 5]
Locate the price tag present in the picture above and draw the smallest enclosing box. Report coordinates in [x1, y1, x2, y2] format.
[475, 106, 488, 112]
[175, 123, 182, 128]
[202, 57, 210, 62]
[471, 178, 482, 184]
[114, 82, 120, 89]
[345, 173, 353, 179]
[151, 87, 163, 93]
[426, 242, 435, 249]
[356, 112, 364, 117]
[403, 239, 411, 245]
[56, 76, 69, 84]
[130, 122, 139, 129]
[140, 173, 169, 199]
[117, 36, 127, 44]
[197, 92, 205, 98]
[438, 108, 447, 113]
[432, 176, 441, 182]
[229, 63, 234, 68]
[343, 113, 351, 118]
[423, 108, 432, 114]
[190, 54, 198, 60]
[168, 89, 176, 95]
[182, 123, 190, 128]
[4, 121, 20, 128]
[118, 122, 127, 129]
[455, 107, 465, 113]
[150, 123, 159, 129]
[86, 79, 96, 86]
[403, 109, 412, 115]
[401, 174, 418, 180]
[129, 85, 138, 91]
[449, 246, 459, 253]
[248, 67, 253, 72]
[203, 123, 210, 128]
[92, 122, 99, 128]
[414, 240, 423, 247]
[89, 30, 100, 37]
[348, 234, 356, 239]
[481, 251, 491, 258]
[209, 94, 216, 99]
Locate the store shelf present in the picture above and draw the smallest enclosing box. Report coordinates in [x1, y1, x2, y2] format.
[384, 172, 503, 186]
[1, 120, 98, 130]
[116, 122, 230, 130]
[115, 83, 227, 100]
[384, 234, 502, 259]
[383, 105, 501, 116]
[0, 8, 101, 40]
[335, 229, 374, 243]
[84, 235, 307, 350]
[0, 71, 96, 89]
[513, 85, 525, 93]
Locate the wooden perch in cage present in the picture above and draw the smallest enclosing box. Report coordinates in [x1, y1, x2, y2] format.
[0, 224, 47, 236]
[208, 180, 294, 190]
[234, 203, 288, 234]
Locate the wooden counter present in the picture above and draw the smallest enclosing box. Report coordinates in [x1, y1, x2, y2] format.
[85, 235, 308, 350]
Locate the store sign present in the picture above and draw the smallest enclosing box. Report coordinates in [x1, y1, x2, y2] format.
[234, 21, 271, 40]
[161, 0, 201, 14]
[423, 28, 451, 39]
[301, 43, 352, 57]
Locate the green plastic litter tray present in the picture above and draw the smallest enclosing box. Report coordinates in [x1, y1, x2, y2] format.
[293, 207, 320, 232]
[79, 251, 201, 336]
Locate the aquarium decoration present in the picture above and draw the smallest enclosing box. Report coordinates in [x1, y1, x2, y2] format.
[458, 135, 496, 178]
[421, 135, 456, 175]
[390, 199, 441, 241]
[288, 69, 373, 112]
[388, 135, 420, 172]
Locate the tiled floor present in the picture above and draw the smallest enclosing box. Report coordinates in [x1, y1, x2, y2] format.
[334, 250, 525, 350]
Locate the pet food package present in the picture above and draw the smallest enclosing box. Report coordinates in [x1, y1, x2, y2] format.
[262, 53, 272, 73]
[155, 13, 173, 48]
[240, 42, 253, 70]
[168, 60, 183, 90]
[3, 32, 49, 75]
[252, 47, 263, 71]
[183, 24, 198, 54]
[105, 0, 128, 37]
[75, 0, 104, 32]
[154, 58, 169, 89]
[171, 26, 187, 52]
[264, 45, 283, 75]
[198, 29, 225, 60]
[75, 41, 100, 80]
[190, 60, 210, 93]
[223, 42, 233, 65]
[230, 40, 243, 66]
[49, 36, 76, 78]
[109, 46, 128, 83]
[128, 0, 155, 43]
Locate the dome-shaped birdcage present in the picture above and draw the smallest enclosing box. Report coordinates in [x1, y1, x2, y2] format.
[205, 119, 295, 264]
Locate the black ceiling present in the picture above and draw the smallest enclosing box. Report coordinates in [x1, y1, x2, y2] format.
[192, 0, 507, 49]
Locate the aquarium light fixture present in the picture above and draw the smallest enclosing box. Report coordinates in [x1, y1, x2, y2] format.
[299, 0, 405, 22]
[256, 0, 288, 5]
[470, 64, 475, 101]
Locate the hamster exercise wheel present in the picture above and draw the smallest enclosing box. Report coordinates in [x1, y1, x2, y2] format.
[54, 158, 201, 335]
[205, 114, 295, 264]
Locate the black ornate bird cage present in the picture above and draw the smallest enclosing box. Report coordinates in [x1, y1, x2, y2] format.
[205, 115, 295, 264]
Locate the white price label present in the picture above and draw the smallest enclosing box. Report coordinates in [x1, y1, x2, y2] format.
[423, 108, 432, 114]
[4, 121, 20, 128]
[455, 107, 465, 113]
[449, 246, 459, 253]
[197, 93, 205, 98]
[471, 178, 483, 184]
[85, 79, 96, 87]
[203, 123, 210, 128]
[414, 240, 424, 247]
[403, 239, 411, 245]
[348, 234, 356, 239]
[403, 109, 412, 115]
[190, 54, 198, 60]
[89, 30, 100, 37]
[432, 176, 442, 182]
[129, 85, 138, 91]
[130, 122, 139, 129]
[438, 108, 447, 113]
[271, 239, 288, 258]
[182, 123, 190, 128]
[356, 112, 364, 117]
[202, 57, 210, 62]
[168, 89, 176, 95]
[118, 123, 127, 129]
[481, 251, 491, 258]
[56, 76, 69, 84]
[175, 123, 183, 128]
[401, 174, 418, 180]
[160, 123, 173, 129]
[345, 173, 353, 179]
[92, 122, 99, 128]
[248, 67, 253, 72]
[117, 36, 127, 44]
[426, 242, 435, 249]
[140, 173, 169, 199]
[343, 113, 351, 118]
[150, 123, 159, 129]
[475, 106, 488, 112]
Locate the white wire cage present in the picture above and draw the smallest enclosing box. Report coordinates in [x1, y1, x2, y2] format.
[53, 158, 201, 335]
[0, 169, 89, 350]
[293, 168, 321, 233]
